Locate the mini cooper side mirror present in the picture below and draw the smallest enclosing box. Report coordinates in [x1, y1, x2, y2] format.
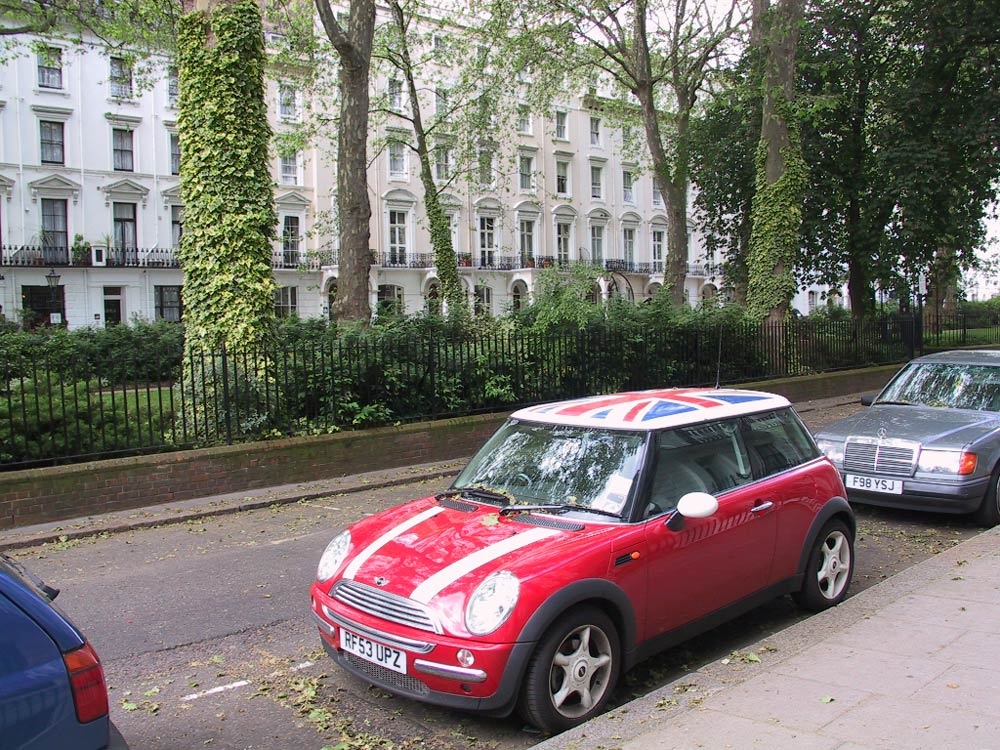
[666, 492, 719, 531]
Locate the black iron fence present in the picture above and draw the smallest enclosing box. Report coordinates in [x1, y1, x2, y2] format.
[2, 313, 997, 470]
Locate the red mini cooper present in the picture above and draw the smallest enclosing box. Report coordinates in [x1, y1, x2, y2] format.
[310, 388, 854, 733]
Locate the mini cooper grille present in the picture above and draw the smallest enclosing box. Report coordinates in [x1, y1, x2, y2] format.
[343, 653, 429, 696]
[843, 439, 916, 476]
[332, 580, 440, 633]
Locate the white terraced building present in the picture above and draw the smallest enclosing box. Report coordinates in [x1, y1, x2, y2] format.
[0, 31, 837, 330]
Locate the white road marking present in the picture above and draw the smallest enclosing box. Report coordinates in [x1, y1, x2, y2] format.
[180, 680, 250, 701]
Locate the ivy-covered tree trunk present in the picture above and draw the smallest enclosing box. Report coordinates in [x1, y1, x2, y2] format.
[745, 0, 806, 323]
[176, 0, 276, 352]
[316, 0, 376, 323]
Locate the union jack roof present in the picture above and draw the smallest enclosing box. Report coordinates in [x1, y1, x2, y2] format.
[510, 388, 791, 431]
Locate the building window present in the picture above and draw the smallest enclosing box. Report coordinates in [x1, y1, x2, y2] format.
[555, 110, 568, 140]
[282, 215, 301, 265]
[435, 86, 448, 116]
[519, 154, 534, 191]
[37, 47, 63, 89]
[155, 285, 183, 322]
[110, 56, 133, 99]
[280, 153, 299, 185]
[377, 284, 404, 316]
[40, 121, 65, 165]
[479, 215, 496, 266]
[589, 116, 601, 146]
[555, 160, 569, 196]
[171, 205, 184, 247]
[279, 83, 298, 120]
[477, 144, 495, 187]
[103, 286, 123, 327]
[511, 280, 527, 312]
[808, 290, 818, 312]
[590, 165, 603, 199]
[113, 202, 137, 248]
[556, 221, 571, 264]
[169, 133, 181, 175]
[517, 105, 531, 134]
[167, 66, 179, 107]
[653, 183, 664, 208]
[388, 209, 407, 265]
[652, 228, 665, 266]
[590, 224, 604, 264]
[435, 146, 451, 181]
[519, 218, 535, 264]
[425, 281, 441, 315]
[388, 78, 403, 111]
[623, 170, 634, 203]
[274, 286, 298, 318]
[113, 128, 134, 171]
[474, 284, 492, 316]
[388, 141, 406, 179]
[41, 198, 68, 249]
[623, 226, 636, 264]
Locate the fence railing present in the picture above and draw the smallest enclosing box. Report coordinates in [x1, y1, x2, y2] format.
[2, 313, 996, 470]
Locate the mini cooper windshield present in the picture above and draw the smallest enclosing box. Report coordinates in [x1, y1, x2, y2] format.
[452, 420, 647, 517]
[878, 362, 1000, 411]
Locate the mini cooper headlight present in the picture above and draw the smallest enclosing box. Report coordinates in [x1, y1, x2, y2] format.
[815, 438, 845, 467]
[465, 570, 520, 636]
[917, 449, 978, 476]
[317, 530, 351, 582]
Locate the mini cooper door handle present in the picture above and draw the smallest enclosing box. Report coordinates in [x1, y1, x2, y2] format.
[750, 501, 774, 513]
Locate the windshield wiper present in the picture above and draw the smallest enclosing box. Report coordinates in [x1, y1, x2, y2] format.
[499, 503, 620, 519]
[445, 486, 512, 506]
[874, 400, 913, 406]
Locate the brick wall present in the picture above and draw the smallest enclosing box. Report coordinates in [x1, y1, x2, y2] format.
[0, 365, 898, 531]
[0, 413, 505, 531]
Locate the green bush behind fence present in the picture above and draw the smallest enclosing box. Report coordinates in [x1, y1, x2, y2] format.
[1, 312, 982, 469]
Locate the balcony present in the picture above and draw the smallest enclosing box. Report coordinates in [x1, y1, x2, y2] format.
[0, 244, 181, 268]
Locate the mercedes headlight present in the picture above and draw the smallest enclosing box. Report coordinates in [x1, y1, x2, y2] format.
[317, 530, 351, 582]
[918, 449, 978, 476]
[815, 438, 845, 467]
[465, 571, 520, 636]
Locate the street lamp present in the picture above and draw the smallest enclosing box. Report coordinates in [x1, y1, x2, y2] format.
[45, 268, 61, 325]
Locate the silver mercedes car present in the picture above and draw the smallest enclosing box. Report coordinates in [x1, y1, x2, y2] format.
[814, 349, 1000, 526]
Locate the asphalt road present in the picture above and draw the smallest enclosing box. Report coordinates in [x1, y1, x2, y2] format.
[6, 400, 987, 750]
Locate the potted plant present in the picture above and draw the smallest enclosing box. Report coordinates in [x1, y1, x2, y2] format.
[71, 234, 92, 266]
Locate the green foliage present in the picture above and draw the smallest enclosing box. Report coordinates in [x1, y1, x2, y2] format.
[746, 139, 808, 320]
[176, 0, 276, 353]
[0, 321, 184, 383]
[0, 376, 169, 464]
[523, 265, 606, 333]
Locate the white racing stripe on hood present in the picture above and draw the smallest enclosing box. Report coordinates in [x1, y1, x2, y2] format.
[343, 506, 445, 580]
[410, 527, 559, 604]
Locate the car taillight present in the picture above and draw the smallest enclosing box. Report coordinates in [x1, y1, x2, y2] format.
[63, 642, 109, 724]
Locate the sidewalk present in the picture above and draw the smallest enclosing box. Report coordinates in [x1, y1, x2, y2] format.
[535, 525, 1000, 750]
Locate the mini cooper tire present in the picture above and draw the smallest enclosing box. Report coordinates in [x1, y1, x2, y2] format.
[794, 519, 854, 611]
[973, 466, 1000, 528]
[518, 606, 621, 734]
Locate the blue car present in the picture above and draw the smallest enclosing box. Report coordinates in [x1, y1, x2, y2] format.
[0, 552, 128, 749]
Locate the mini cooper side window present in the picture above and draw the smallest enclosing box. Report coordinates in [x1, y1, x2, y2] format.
[644, 419, 752, 518]
[741, 408, 818, 479]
